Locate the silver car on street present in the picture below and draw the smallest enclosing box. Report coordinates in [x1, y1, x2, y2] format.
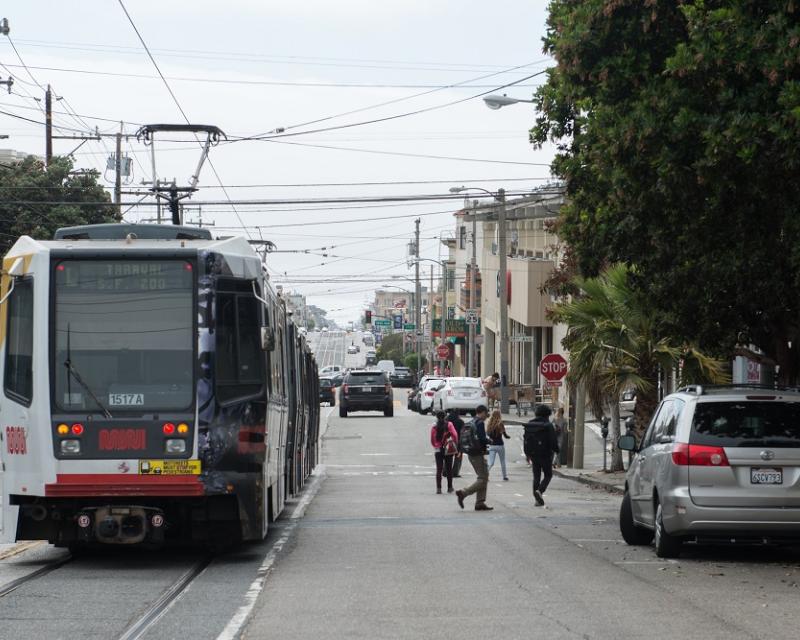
[618, 385, 800, 557]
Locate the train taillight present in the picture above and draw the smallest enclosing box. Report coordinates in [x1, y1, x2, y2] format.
[162, 422, 176, 435]
[71, 423, 84, 435]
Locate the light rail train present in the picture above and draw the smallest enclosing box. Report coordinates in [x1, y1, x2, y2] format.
[0, 223, 319, 549]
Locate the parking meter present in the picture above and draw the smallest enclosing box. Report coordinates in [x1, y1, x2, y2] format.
[624, 416, 636, 465]
[600, 416, 610, 471]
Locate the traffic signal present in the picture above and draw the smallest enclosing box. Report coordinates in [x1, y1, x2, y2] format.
[365, 310, 372, 324]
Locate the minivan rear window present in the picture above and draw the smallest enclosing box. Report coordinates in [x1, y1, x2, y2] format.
[691, 401, 800, 447]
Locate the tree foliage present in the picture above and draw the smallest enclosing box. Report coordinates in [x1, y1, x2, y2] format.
[533, 1, 800, 382]
[376, 333, 404, 365]
[0, 156, 117, 255]
[551, 263, 728, 468]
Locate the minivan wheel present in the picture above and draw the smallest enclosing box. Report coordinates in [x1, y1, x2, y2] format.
[619, 491, 653, 546]
[654, 502, 682, 558]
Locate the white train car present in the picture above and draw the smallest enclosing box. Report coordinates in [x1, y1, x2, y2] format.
[0, 223, 318, 549]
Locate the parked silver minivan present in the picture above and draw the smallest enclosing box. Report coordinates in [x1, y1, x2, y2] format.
[618, 385, 800, 557]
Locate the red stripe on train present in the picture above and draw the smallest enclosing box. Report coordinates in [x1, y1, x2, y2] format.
[45, 474, 204, 497]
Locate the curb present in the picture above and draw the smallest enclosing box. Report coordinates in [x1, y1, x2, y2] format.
[553, 469, 625, 495]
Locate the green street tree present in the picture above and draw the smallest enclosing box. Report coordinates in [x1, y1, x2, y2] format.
[404, 353, 426, 372]
[0, 156, 117, 255]
[532, 2, 800, 383]
[376, 333, 403, 365]
[551, 264, 727, 469]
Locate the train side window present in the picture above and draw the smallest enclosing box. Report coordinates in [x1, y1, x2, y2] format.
[4, 277, 34, 406]
[215, 290, 264, 403]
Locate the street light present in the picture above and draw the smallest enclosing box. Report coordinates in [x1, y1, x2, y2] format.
[482, 94, 534, 110]
[449, 186, 510, 413]
[411, 256, 450, 376]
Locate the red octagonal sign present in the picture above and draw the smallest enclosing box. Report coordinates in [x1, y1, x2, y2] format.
[436, 344, 450, 359]
[540, 353, 568, 382]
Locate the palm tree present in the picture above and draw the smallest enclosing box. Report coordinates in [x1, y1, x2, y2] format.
[550, 264, 727, 471]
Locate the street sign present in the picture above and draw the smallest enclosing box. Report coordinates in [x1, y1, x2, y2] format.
[423, 324, 431, 339]
[510, 335, 534, 343]
[374, 319, 391, 328]
[540, 353, 568, 383]
[436, 344, 450, 359]
[404, 323, 415, 331]
[393, 314, 403, 329]
[466, 309, 479, 324]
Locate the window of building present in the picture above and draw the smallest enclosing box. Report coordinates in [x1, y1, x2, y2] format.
[4, 277, 33, 405]
[216, 286, 264, 403]
[447, 269, 456, 291]
[459, 226, 467, 250]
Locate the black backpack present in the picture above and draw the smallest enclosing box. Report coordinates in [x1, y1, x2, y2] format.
[459, 420, 480, 455]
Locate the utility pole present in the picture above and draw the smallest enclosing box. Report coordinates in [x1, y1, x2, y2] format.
[467, 199, 478, 378]
[440, 259, 447, 374]
[572, 383, 586, 469]
[497, 188, 510, 413]
[45, 84, 53, 167]
[114, 128, 123, 220]
[429, 266, 434, 373]
[414, 218, 421, 378]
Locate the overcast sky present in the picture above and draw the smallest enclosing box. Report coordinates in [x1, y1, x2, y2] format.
[0, 1, 555, 324]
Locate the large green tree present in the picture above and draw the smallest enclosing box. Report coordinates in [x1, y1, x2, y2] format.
[0, 156, 117, 255]
[533, 1, 800, 382]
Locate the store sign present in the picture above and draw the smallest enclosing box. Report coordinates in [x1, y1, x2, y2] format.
[432, 318, 480, 337]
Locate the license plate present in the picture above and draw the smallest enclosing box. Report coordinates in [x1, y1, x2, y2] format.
[751, 468, 783, 484]
[139, 459, 201, 475]
[363, 387, 373, 392]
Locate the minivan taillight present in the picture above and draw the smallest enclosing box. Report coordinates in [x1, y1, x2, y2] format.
[671, 443, 729, 467]
[425, 391, 434, 397]
[342, 384, 349, 395]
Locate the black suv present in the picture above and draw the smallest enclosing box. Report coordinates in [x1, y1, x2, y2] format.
[319, 377, 336, 406]
[339, 370, 393, 417]
[390, 366, 414, 388]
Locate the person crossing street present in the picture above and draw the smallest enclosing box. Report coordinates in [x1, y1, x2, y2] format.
[455, 405, 493, 511]
[523, 405, 560, 506]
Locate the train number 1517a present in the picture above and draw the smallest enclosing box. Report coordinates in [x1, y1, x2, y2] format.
[109, 393, 145, 406]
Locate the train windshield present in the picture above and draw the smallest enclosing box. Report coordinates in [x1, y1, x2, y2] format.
[53, 259, 194, 412]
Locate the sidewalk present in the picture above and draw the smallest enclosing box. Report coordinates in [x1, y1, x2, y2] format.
[501, 409, 625, 495]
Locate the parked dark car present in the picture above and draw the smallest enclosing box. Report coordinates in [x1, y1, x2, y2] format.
[319, 377, 336, 406]
[390, 366, 414, 388]
[339, 369, 393, 417]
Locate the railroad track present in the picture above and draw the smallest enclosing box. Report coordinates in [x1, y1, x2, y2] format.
[117, 555, 213, 640]
[0, 552, 73, 598]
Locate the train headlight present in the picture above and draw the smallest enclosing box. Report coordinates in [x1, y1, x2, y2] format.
[61, 439, 81, 454]
[165, 439, 186, 454]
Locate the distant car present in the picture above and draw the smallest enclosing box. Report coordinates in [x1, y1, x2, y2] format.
[377, 360, 396, 376]
[321, 327, 328, 333]
[365, 354, 378, 366]
[418, 378, 445, 415]
[390, 366, 414, 388]
[347, 345, 359, 354]
[432, 377, 486, 414]
[320, 365, 342, 376]
[338, 369, 393, 417]
[618, 385, 800, 558]
[319, 377, 336, 406]
[620, 389, 637, 413]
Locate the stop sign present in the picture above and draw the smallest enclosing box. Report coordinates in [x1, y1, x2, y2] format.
[436, 344, 450, 359]
[540, 353, 568, 382]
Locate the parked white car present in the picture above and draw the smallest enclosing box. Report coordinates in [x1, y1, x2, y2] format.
[433, 377, 486, 415]
[418, 378, 444, 414]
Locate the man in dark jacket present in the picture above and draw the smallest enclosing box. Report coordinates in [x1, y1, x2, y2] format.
[446, 408, 465, 477]
[523, 404, 560, 506]
[455, 405, 492, 511]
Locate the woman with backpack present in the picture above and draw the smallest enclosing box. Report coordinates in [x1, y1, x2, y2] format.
[430, 410, 459, 494]
[486, 409, 510, 480]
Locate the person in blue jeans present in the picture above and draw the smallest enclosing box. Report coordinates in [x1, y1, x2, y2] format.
[486, 409, 510, 480]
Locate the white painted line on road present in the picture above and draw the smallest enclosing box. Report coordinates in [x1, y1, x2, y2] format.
[614, 560, 679, 565]
[360, 453, 390, 456]
[569, 539, 623, 543]
[514, 493, 524, 497]
[216, 466, 327, 640]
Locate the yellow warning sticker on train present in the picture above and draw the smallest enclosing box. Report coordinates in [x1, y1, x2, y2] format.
[139, 459, 202, 475]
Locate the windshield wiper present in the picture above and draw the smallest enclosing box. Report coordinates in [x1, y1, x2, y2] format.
[64, 324, 112, 419]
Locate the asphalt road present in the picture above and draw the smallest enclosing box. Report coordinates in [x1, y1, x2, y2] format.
[308, 329, 366, 371]
[2, 394, 800, 639]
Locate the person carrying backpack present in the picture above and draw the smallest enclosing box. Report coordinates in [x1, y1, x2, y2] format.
[446, 408, 465, 478]
[523, 404, 560, 506]
[455, 405, 493, 511]
[430, 411, 459, 494]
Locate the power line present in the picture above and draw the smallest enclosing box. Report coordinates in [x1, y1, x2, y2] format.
[5, 35, 45, 90]
[116, 0, 250, 238]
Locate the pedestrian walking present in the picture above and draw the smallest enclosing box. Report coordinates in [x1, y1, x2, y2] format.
[446, 408, 465, 478]
[430, 411, 459, 494]
[455, 405, 493, 511]
[523, 405, 560, 506]
[552, 407, 568, 468]
[482, 372, 500, 410]
[486, 409, 510, 480]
